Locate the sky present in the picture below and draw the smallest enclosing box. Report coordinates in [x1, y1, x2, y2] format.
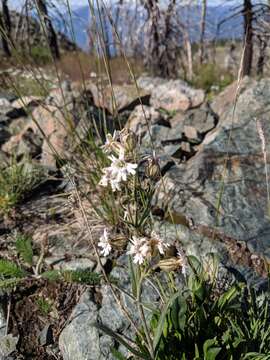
[8, 0, 241, 10]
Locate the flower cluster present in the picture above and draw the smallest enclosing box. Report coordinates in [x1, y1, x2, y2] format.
[98, 229, 112, 256]
[98, 229, 170, 265]
[99, 132, 138, 192]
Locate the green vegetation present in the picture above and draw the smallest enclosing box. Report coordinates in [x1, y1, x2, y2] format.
[100, 257, 270, 360]
[15, 233, 34, 266]
[190, 63, 234, 93]
[36, 297, 53, 316]
[29, 46, 52, 66]
[0, 234, 101, 291]
[0, 158, 46, 215]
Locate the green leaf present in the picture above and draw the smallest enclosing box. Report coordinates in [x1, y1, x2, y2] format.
[41, 270, 62, 282]
[0, 259, 26, 278]
[15, 234, 33, 266]
[203, 339, 221, 360]
[177, 296, 187, 331]
[63, 269, 101, 285]
[218, 286, 239, 312]
[170, 298, 179, 330]
[153, 291, 180, 353]
[0, 277, 22, 290]
[111, 348, 126, 360]
[188, 255, 203, 275]
[93, 322, 150, 360]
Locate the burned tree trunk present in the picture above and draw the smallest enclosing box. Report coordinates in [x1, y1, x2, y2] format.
[143, 0, 161, 75]
[143, 0, 178, 77]
[36, 0, 60, 59]
[199, 0, 207, 65]
[0, 0, 12, 57]
[242, 0, 253, 76]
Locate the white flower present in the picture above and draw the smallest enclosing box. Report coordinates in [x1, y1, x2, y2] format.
[98, 229, 112, 256]
[99, 147, 137, 192]
[128, 236, 150, 265]
[101, 131, 120, 154]
[177, 249, 187, 275]
[151, 231, 170, 255]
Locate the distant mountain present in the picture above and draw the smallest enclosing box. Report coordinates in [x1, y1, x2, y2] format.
[59, 4, 243, 51]
[57, 6, 90, 50]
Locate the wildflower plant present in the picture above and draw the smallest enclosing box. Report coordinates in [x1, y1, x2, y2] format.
[78, 127, 190, 359]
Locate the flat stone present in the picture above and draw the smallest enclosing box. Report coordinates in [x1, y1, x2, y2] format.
[55, 258, 96, 272]
[59, 291, 101, 360]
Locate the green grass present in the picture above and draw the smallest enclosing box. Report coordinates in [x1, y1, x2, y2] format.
[190, 63, 234, 93]
[0, 158, 46, 215]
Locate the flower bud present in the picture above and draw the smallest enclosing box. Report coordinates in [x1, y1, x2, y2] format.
[145, 157, 161, 180]
[157, 257, 182, 272]
[120, 129, 137, 152]
[110, 234, 128, 250]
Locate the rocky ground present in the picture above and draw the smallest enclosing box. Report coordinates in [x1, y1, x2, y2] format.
[0, 68, 269, 359]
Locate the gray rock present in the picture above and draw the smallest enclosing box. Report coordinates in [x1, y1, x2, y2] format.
[182, 104, 217, 135]
[39, 324, 54, 346]
[0, 98, 11, 112]
[137, 76, 167, 93]
[59, 291, 101, 360]
[126, 105, 163, 138]
[54, 258, 96, 272]
[0, 335, 18, 359]
[0, 306, 6, 338]
[150, 79, 205, 112]
[183, 125, 200, 142]
[153, 78, 270, 265]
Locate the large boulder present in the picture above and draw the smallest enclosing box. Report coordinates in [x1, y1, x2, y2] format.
[149, 79, 205, 112]
[153, 78, 270, 268]
[87, 83, 150, 114]
[126, 105, 164, 137]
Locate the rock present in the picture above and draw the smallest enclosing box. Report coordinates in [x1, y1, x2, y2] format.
[0, 306, 6, 337]
[182, 104, 217, 135]
[180, 141, 192, 153]
[6, 108, 27, 119]
[11, 96, 42, 110]
[87, 83, 150, 114]
[0, 335, 18, 359]
[2, 127, 42, 158]
[153, 78, 270, 269]
[31, 104, 73, 167]
[0, 98, 11, 110]
[59, 291, 101, 360]
[183, 125, 200, 142]
[137, 76, 167, 93]
[150, 79, 205, 112]
[169, 111, 185, 128]
[0, 126, 10, 145]
[211, 77, 255, 117]
[39, 324, 54, 346]
[54, 258, 96, 272]
[126, 105, 163, 137]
